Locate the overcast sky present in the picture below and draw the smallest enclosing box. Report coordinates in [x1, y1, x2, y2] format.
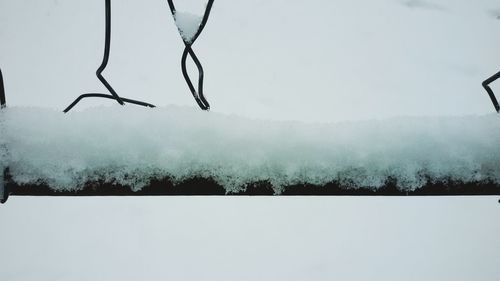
[0, 0, 499, 122]
[1, 197, 499, 281]
[1, 1, 499, 280]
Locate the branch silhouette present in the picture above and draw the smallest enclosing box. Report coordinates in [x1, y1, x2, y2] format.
[63, 0, 155, 113]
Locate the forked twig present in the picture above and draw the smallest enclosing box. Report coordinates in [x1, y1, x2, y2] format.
[167, 0, 214, 110]
[63, 0, 155, 113]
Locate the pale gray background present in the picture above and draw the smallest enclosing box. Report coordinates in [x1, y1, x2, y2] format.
[1, 0, 500, 121]
[1, 197, 500, 281]
[1, 1, 500, 280]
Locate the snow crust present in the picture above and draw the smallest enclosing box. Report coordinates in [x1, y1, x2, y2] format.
[173, 11, 203, 43]
[1, 106, 500, 193]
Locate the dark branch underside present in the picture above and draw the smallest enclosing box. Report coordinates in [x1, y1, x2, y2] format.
[4, 176, 500, 198]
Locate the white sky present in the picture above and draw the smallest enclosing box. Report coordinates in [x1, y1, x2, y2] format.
[1, 197, 499, 281]
[1, 1, 500, 280]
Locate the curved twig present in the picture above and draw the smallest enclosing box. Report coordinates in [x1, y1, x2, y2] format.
[167, 0, 214, 110]
[0, 67, 5, 109]
[64, 0, 155, 113]
[0, 68, 6, 204]
[95, 0, 124, 106]
[181, 46, 209, 110]
[63, 94, 155, 113]
[482, 71, 500, 113]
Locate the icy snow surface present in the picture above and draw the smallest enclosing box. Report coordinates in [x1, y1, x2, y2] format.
[173, 11, 202, 43]
[1, 106, 500, 193]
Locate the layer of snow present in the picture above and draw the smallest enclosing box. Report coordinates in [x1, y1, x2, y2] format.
[173, 11, 203, 43]
[1, 106, 500, 193]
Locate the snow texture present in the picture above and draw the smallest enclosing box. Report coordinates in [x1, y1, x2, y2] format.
[173, 11, 202, 43]
[1, 106, 500, 193]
